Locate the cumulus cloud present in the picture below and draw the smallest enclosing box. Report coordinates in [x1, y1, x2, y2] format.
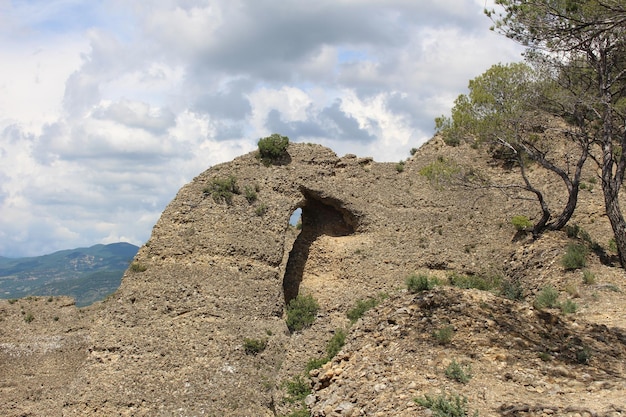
[0, 0, 523, 257]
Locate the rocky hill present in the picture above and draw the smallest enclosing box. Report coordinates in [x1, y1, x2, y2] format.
[0, 139, 624, 416]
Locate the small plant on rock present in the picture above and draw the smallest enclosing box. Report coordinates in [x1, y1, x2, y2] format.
[258, 133, 289, 161]
[560, 299, 578, 314]
[534, 286, 559, 309]
[582, 269, 595, 285]
[206, 175, 240, 204]
[286, 294, 319, 332]
[445, 360, 472, 384]
[347, 297, 379, 323]
[244, 185, 258, 203]
[129, 262, 147, 273]
[433, 325, 455, 345]
[406, 273, 437, 293]
[415, 392, 476, 417]
[562, 243, 588, 270]
[511, 215, 533, 232]
[243, 338, 267, 355]
[24, 313, 34, 323]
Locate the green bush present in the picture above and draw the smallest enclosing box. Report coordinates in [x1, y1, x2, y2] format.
[258, 133, 289, 160]
[286, 294, 319, 332]
[255, 203, 268, 216]
[433, 325, 455, 345]
[562, 243, 588, 270]
[419, 157, 460, 185]
[445, 360, 472, 384]
[500, 278, 524, 300]
[243, 338, 267, 355]
[206, 175, 239, 204]
[283, 375, 311, 403]
[129, 262, 147, 273]
[24, 313, 34, 323]
[306, 357, 328, 372]
[244, 185, 258, 203]
[395, 160, 405, 172]
[511, 215, 533, 232]
[406, 273, 437, 293]
[347, 297, 379, 323]
[560, 299, 578, 314]
[582, 269, 595, 285]
[326, 329, 346, 358]
[534, 286, 559, 309]
[448, 272, 501, 292]
[415, 392, 475, 417]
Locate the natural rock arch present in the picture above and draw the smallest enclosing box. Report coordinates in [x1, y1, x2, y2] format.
[282, 187, 356, 304]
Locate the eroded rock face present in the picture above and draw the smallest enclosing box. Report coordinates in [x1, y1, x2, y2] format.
[1, 141, 565, 416]
[59, 142, 525, 416]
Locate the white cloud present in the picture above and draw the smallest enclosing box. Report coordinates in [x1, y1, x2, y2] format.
[0, 0, 524, 256]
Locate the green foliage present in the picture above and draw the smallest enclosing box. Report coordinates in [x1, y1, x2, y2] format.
[576, 345, 592, 365]
[419, 157, 461, 185]
[415, 392, 476, 417]
[511, 215, 533, 232]
[395, 160, 405, 172]
[286, 294, 319, 332]
[258, 133, 289, 160]
[562, 243, 587, 270]
[205, 175, 239, 204]
[326, 329, 346, 358]
[347, 297, 380, 323]
[565, 223, 580, 239]
[582, 269, 595, 285]
[283, 375, 311, 403]
[410, 147, 418, 156]
[433, 325, 455, 345]
[255, 203, 268, 216]
[243, 338, 267, 355]
[406, 273, 438, 293]
[445, 360, 472, 384]
[534, 286, 559, 309]
[560, 299, 578, 314]
[129, 262, 147, 273]
[447, 272, 501, 292]
[500, 278, 524, 300]
[24, 312, 34, 323]
[306, 357, 328, 372]
[244, 185, 258, 203]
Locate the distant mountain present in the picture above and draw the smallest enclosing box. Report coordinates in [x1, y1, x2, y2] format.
[0, 242, 139, 306]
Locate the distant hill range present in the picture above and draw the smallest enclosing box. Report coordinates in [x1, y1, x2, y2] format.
[0, 242, 139, 307]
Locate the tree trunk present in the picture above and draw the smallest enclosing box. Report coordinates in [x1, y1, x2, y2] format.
[603, 185, 626, 268]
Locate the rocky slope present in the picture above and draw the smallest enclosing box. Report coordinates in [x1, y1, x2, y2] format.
[1, 139, 624, 416]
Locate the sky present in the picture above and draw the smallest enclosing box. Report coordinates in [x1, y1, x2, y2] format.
[0, 0, 524, 258]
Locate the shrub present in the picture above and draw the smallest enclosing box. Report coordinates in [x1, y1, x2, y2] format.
[562, 244, 587, 270]
[347, 297, 379, 323]
[410, 147, 418, 156]
[511, 215, 533, 232]
[582, 269, 595, 285]
[445, 360, 472, 384]
[395, 160, 405, 172]
[415, 392, 474, 417]
[243, 338, 267, 355]
[286, 294, 319, 332]
[255, 204, 268, 216]
[283, 375, 310, 403]
[433, 325, 455, 345]
[307, 328, 348, 371]
[500, 278, 524, 300]
[406, 273, 437, 293]
[560, 299, 578, 314]
[418, 157, 460, 185]
[534, 286, 559, 309]
[24, 313, 34, 323]
[448, 272, 501, 291]
[206, 175, 239, 204]
[244, 185, 258, 203]
[326, 329, 346, 358]
[576, 345, 592, 365]
[129, 262, 147, 273]
[564, 224, 580, 238]
[258, 133, 289, 160]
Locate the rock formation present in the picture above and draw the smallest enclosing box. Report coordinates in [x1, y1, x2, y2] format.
[1, 140, 625, 416]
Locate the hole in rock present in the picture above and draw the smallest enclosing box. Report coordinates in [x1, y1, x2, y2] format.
[282, 189, 356, 305]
